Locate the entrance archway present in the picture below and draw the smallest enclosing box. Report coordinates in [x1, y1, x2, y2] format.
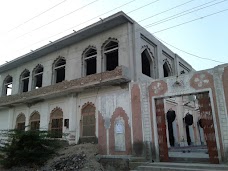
[155, 92, 219, 164]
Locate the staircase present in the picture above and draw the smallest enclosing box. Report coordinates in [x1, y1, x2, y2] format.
[135, 162, 228, 171]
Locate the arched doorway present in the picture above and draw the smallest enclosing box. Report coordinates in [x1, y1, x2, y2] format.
[80, 103, 96, 143]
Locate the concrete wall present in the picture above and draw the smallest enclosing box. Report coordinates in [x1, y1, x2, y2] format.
[133, 23, 193, 81]
[0, 23, 131, 96]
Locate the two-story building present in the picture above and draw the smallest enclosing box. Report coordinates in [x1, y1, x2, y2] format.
[1, 12, 228, 164]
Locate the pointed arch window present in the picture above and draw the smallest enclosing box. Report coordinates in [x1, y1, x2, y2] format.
[30, 111, 40, 130]
[83, 48, 97, 76]
[103, 40, 118, 71]
[141, 49, 154, 78]
[32, 65, 43, 89]
[20, 70, 30, 92]
[53, 57, 66, 83]
[50, 107, 63, 138]
[3, 75, 13, 96]
[16, 114, 26, 131]
[163, 62, 172, 77]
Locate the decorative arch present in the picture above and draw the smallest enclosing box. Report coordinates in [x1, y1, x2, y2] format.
[20, 69, 30, 78]
[16, 113, 26, 130]
[32, 64, 43, 89]
[163, 59, 172, 77]
[141, 45, 155, 78]
[102, 38, 119, 71]
[82, 46, 97, 76]
[2, 75, 13, 96]
[109, 107, 132, 155]
[20, 69, 30, 92]
[101, 37, 118, 50]
[30, 111, 40, 130]
[81, 102, 96, 137]
[52, 56, 66, 84]
[50, 107, 63, 138]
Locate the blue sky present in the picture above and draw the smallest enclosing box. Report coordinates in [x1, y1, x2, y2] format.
[0, 0, 227, 71]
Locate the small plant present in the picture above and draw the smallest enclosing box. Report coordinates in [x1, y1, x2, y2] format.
[0, 129, 62, 168]
[133, 141, 144, 156]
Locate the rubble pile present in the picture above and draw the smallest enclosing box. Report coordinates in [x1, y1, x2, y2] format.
[51, 152, 86, 171]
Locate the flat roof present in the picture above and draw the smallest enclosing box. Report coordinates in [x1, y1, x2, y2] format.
[0, 11, 134, 73]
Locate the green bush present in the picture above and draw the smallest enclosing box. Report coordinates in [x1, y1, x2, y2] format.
[0, 129, 62, 168]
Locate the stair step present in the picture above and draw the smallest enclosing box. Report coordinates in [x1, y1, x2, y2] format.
[137, 162, 228, 171]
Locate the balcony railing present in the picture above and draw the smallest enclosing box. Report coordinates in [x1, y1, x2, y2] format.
[0, 66, 131, 107]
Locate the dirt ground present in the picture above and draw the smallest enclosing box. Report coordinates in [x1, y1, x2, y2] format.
[0, 143, 104, 171]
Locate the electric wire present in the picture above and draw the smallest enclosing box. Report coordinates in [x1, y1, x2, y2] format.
[2, 1, 228, 65]
[14, 0, 101, 40]
[155, 37, 226, 64]
[11, 0, 139, 51]
[127, 0, 160, 14]
[6, 0, 68, 33]
[138, 0, 196, 23]
[150, 8, 228, 34]
[144, 0, 227, 28]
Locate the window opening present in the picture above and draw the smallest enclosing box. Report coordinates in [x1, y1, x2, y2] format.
[16, 114, 26, 131]
[104, 41, 118, 71]
[54, 58, 66, 83]
[163, 62, 171, 77]
[30, 112, 40, 130]
[84, 48, 97, 75]
[180, 70, 185, 75]
[3, 76, 13, 96]
[21, 70, 30, 92]
[50, 108, 63, 138]
[141, 50, 151, 77]
[33, 65, 43, 89]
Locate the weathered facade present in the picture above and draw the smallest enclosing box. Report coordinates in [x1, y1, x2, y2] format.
[0, 12, 227, 164]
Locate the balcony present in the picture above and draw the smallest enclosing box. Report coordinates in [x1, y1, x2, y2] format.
[0, 66, 131, 107]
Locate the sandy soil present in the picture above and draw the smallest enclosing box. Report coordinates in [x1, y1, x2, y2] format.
[0, 143, 104, 171]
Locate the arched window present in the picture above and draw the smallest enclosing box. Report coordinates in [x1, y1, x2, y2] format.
[20, 69, 30, 92]
[83, 47, 97, 76]
[103, 40, 118, 71]
[141, 49, 154, 78]
[163, 61, 172, 77]
[2, 75, 13, 96]
[81, 103, 95, 137]
[16, 113, 26, 131]
[50, 107, 63, 138]
[53, 57, 66, 83]
[32, 65, 43, 89]
[30, 111, 40, 130]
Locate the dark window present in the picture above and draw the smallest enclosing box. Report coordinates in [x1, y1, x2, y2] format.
[33, 65, 43, 89]
[3, 76, 13, 96]
[163, 62, 171, 77]
[141, 50, 151, 77]
[21, 70, 30, 92]
[180, 70, 185, 74]
[30, 121, 40, 130]
[84, 48, 97, 76]
[50, 108, 63, 138]
[51, 118, 63, 138]
[30, 112, 40, 130]
[104, 41, 118, 71]
[16, 114, 26, 131]
[54, 58, 66, 83]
